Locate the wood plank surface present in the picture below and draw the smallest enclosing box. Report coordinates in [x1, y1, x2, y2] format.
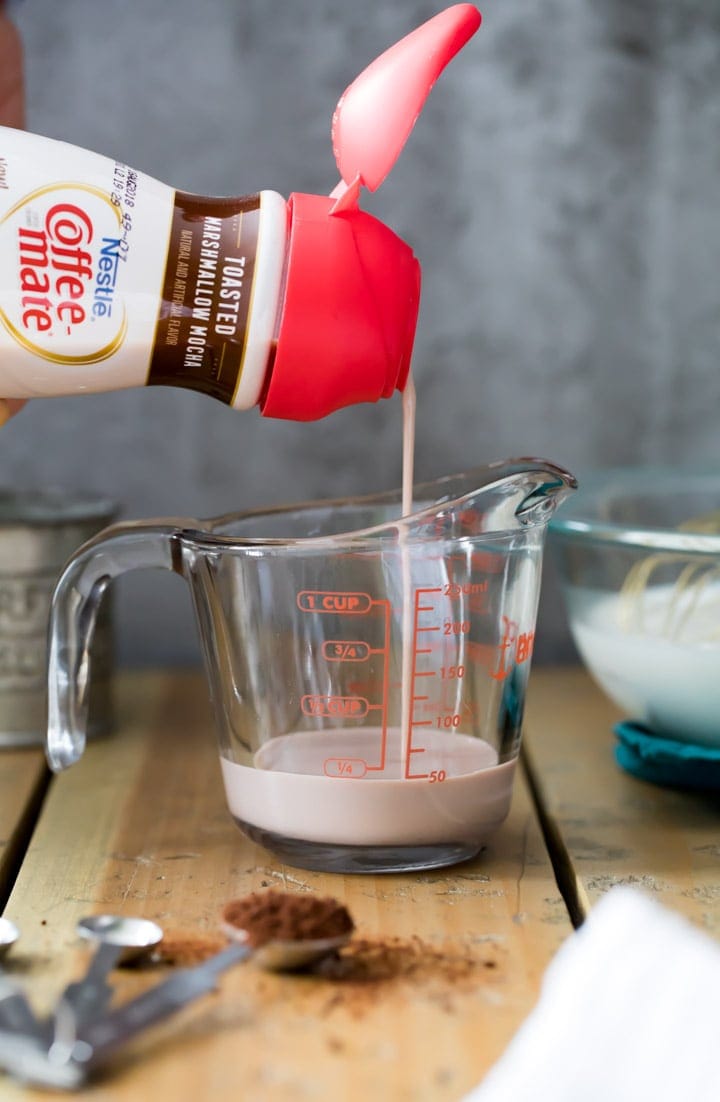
[0, 745, 48, 907]
[0, 671, 572, 1101]
[524, 667, 720, 934]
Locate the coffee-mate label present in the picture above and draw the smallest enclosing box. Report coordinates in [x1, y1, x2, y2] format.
[0, 128, 176, 396]
[2, 184, 128, 363]
[0, 128, 266, 403]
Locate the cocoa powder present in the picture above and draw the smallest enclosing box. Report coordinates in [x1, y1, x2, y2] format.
[220, 890, 354, 948]
[316, 934, 501, 1017]
[318, 934, 492, 985]
[152, 930, 228, 967]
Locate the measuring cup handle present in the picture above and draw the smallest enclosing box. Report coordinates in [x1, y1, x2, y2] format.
[45, 519, 190, 772]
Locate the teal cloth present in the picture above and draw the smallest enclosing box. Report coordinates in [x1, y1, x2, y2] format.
[614, 721, 720, 791]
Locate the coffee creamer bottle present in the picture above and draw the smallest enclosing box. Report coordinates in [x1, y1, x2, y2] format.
[0, 5, 480, 420]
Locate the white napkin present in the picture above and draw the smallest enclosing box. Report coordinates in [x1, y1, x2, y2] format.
[464, 887, 720, 1102]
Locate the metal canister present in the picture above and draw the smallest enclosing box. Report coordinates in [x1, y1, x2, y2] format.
[0, 490, 117, 747]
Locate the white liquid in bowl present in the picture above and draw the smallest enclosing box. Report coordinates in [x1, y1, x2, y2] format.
[569, 585, 720, 746]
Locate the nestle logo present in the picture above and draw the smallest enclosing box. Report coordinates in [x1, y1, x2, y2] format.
[92, 237, 122, 319]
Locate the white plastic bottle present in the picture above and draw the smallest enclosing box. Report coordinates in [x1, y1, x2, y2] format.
[0, 126, 419, 420]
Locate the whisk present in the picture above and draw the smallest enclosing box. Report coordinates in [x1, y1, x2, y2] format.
[617, 513, 720, 643]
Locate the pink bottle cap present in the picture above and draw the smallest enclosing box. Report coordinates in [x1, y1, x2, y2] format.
[261, 5, 481, 421]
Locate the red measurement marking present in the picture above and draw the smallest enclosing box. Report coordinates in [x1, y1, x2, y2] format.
[297, 590, 372, 614]
[301, 695, 369, 718]
[443, 580, 488, 597]
[375, 600, 391, 772]
[404, 586, 448, 778]
[322, 640, 370, 662]
[323, 757, 368, 779]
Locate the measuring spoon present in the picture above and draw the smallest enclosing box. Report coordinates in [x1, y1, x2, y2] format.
[0, 918, 18, 961]
[52, 915, 163, 1044]
[65, 926, 352, 1074]
[0, 919, 39, 1038]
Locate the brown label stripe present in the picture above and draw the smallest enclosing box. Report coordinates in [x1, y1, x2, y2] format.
[148, 191, 260, 404]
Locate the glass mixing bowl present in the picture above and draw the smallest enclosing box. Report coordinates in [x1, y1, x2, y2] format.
[549, 468, 720, 746]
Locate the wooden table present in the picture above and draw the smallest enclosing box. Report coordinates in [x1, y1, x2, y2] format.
[0, 667, 718, 1100]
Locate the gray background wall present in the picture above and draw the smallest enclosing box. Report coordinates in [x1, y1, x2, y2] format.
[4, 0, 720, 666]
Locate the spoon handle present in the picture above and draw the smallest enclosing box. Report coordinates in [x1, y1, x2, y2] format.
[0, 978, 41, 1036]
[0, 1028, 86, 1091]
[54, 942, 123, 1031]
[76, 943, 251, 1067]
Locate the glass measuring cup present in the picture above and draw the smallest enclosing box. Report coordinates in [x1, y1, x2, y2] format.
[45, 459, 576, 873]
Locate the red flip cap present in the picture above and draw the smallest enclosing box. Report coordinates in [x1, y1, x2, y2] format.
[261, 194, 420, 421]
[260, 5, 481, 421]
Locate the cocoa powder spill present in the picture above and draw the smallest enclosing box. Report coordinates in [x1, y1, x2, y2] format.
[152, 930, 228, 967]
[220, 890, 354, 949]
[316, 934, 501, 1018]
[318, 934, 496, 985]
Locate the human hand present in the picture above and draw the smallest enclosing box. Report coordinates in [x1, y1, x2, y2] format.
[0, 2, 23, 129]
[0, 4, 26, 422]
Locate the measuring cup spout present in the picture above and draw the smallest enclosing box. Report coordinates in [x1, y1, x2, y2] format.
[407, 458, 577, 537]
[485, 457, 578, 523]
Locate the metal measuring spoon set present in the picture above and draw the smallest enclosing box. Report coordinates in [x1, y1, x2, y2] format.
[0, 913, 350, 1089]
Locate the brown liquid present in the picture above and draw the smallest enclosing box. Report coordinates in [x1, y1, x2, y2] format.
[221, 732, 515, 845]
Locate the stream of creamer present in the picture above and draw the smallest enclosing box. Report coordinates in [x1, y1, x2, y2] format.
[401, 374, 416, 519]
[399, 375, 417, 778]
